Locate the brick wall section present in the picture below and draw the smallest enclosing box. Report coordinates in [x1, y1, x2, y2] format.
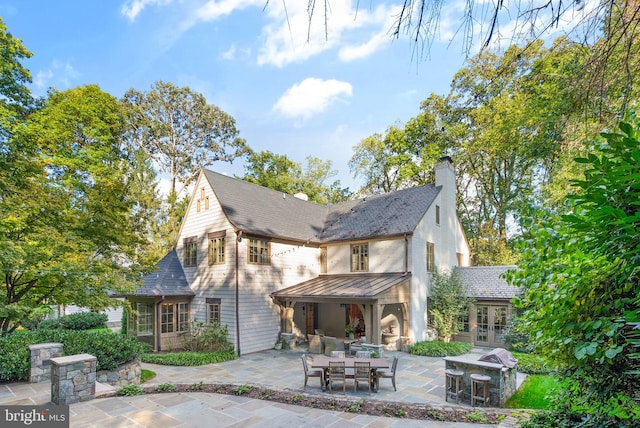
[443, 356, 517, 406]
[50, 354, 97, 405]
[29, 343, 63, 383]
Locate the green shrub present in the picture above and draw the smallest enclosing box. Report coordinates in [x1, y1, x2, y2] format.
[512, 352, 557, 375]
[141, 349, 237, 366]
[503, 314, 532, 353]
[116, 384, 144, 396]
[37, 312, 108, 331]
[409, 340, 472, 357]
[182, 321, 234, 353]
[0, 329, 149, 381]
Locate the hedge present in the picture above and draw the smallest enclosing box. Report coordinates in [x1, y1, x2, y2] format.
[409, 340, 473, 357]
[37, 312, 108, 331]
[0, 329, 149, 382]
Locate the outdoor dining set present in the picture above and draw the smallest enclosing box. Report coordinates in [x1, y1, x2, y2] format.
[301, 351, 398, 393]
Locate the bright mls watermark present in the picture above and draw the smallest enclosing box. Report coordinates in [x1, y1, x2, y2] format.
[1, 406, 69, 427]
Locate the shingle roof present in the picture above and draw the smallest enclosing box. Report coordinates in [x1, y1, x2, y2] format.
[132, 250, 194, 296]
[319, 185, 441, 242]
[271, 273, 411, 299]
[203, 169, 441, 243]
[203, 170, 327, 243]
[454, 266, 519, 300]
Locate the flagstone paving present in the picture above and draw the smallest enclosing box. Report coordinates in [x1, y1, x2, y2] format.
[0, 346, 528, 427]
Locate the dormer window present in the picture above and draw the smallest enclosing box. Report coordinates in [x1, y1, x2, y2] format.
[351, 243, 369, 272]
[248, 237, 270, 265]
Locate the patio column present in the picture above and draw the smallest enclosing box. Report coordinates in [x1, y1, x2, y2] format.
[371, 303, 381, 345]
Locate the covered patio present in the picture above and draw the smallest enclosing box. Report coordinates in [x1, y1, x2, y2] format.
[271, 273, 412, 348]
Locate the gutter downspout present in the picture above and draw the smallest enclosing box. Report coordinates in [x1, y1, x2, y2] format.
[156, 295, 165, 352]
[235, 230, 243, 356]
[404, 234, 409, 275]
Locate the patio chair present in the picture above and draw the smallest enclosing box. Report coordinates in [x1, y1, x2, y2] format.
[307, 334, 323, 354]
[327, 361, 346, 393]
[330, 351, 345, 358]
[353, 361, 372, 392]
[376, 356, 398, 391]
[301, 354, 323, 390]
[355, 350, 371, 358]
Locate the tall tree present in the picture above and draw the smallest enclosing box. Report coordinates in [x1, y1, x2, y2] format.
[0, 85, 153, 335]
[242, 150, 350, 204]
[507, 114, 640, 424]
[121, 81, 249, 198]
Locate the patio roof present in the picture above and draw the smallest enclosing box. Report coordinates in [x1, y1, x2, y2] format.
[271, 273, 411, 300]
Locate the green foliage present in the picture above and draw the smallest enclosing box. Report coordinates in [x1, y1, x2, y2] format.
[182, 321, 234, 353]
[409, 340, 472, 357]
[1, 84, 154, 336]
[140, 349, 237, 366]
[121, 81, 248, 197]
[115, 384, 144, 396]
[429, 270, 474, 341]
[511, 352, 557, 375]
[505, 375, 560, 409]
[242, 150, 351, 204]
[37, 312, 108, 331]
[155, 383, 176, 392]
[0, 329, 148, 381]
[503, 314, 533, 353]
[508, 113, 640, 423]
[465, 410, 488, 423]
[190, 380, 205, 391]
[140, 369, 156, 383]
[234, 384, 251, 395]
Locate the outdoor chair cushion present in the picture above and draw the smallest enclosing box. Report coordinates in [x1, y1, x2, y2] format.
[308, 334, 324, 354]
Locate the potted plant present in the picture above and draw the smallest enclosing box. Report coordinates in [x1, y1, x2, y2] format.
[274, 339, 285, 350]
[345, 323, 356, 340]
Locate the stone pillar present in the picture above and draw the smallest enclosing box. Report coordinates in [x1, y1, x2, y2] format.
[51, 354, 97, 405]
[29, 343, 64, 383]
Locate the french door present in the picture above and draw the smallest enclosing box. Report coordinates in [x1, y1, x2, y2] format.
[475, 305, 507, 347]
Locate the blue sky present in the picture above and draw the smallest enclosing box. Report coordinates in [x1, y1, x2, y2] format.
[0, 0, 587, 192]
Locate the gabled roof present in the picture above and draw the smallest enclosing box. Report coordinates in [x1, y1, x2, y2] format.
[271, 273, 411, 300]
[318, 185, 441, 242]
[203, 169, 441, 244]
[132, 250, 194, 296]
[203, 170, 327, 243]
[454, 266, 518, 300]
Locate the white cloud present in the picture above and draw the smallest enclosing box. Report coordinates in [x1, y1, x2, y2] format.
[339, 31, 390, 61]
[273, 78, 353, 120]
[121, 0, 174, 22]
[195, 0, 262, 21]
[221, 44, 237, 60]
[33, 60, 80, 91]
[258, 2, 397, 67]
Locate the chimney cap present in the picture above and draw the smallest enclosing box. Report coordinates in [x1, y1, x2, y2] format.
[439, 155, 453, 164]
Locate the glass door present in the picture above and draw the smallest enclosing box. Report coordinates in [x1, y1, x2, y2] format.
[475, 305, 508, 347]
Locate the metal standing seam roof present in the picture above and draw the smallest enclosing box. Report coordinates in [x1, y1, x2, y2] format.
[270, 273, 411, 300]
[132, 249, 195, 297]
[454, 266, 519, 300]
[203, 169, 441, 244]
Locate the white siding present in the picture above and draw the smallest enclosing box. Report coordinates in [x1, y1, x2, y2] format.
[325, 238, 405, 274]
[176, 173, 320, 355]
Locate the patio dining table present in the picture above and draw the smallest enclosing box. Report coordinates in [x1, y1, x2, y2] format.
[310, 356, 390, 392]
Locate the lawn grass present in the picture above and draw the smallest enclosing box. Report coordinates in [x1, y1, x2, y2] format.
[140, 369, 156, 383]
[505, 374, 560, 409]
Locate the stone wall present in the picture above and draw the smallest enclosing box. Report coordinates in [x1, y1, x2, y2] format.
[29, 343, 64, 383]
[51, 354, 96, 405]
[96, 359, 141, 386]
[443, 356, 518, 407]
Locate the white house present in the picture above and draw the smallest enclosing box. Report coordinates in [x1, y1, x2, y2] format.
[126, 157, 473, 354]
